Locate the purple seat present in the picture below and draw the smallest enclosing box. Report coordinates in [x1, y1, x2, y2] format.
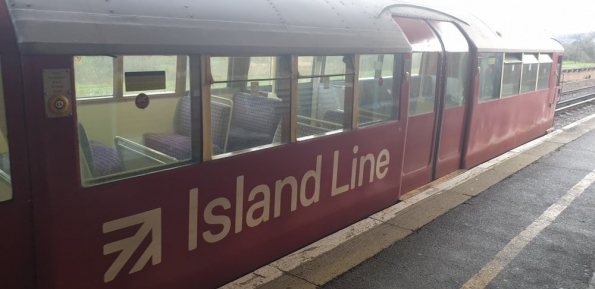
[227, 92, 285, 151]
[78, 123, 122, 178]
[144, 96, 230, 157]
[89, 141, 123, 177]
[143, 133, 192, 160]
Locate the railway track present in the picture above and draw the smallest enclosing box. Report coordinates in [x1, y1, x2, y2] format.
[555, 85, 595, 114]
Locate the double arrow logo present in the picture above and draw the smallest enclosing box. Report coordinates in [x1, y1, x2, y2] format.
[103, 208, 162, 283]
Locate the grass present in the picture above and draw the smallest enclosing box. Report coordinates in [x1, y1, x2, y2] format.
[562, 61, 595, 69]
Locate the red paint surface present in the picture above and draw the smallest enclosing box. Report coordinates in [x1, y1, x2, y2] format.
[401, 112, 436, 194]
[393, 17, 441, 51]
[42, 126, 405, 288]
[0, 3, 35, 288]
[435, 106, 466, 179]
[464, 88, 551, 168]
[19, 55, 409, 289]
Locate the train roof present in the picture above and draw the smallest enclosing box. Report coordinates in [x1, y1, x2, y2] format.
[3, 0, 563, 55]
[4, 0, 414, 55]
[383, 2, 564, 53]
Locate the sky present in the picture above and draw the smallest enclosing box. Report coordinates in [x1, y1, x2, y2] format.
[414, 0, 595, 36]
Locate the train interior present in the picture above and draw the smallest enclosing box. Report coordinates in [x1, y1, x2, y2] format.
[75, 54, 401, 185]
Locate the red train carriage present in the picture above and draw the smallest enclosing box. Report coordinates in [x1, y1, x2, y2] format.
[0, 0, 562, 288]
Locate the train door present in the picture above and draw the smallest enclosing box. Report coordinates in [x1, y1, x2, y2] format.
[0, 8, 36, 287]
[394, 17, 441, 193]
[549, 54, 563, 121]
[394, 17, 471, 193]
[427, 21, 471, 179]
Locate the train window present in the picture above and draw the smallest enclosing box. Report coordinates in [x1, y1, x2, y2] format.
[123, 56, 178, 94]
[501, 54, 522, 98]
[479, 53, 503, 102]
[537, 54, 553, 91]
[211, 56, 290, 154]
[0, 58, 11, 202]
[358, 54, 400, 127]
[409, 52, 438, 116]
[75, 55, 195, 186]
[74, 56, 114, 98]
[296, 56, 355, 138]
[520, 54, 539, 94]
[445, 52, 469, 108]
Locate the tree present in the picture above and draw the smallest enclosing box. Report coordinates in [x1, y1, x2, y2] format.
[562, 33, 595, 63]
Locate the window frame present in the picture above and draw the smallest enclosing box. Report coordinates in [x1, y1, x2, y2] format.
[357, 53, 401, 127]
[520, 53, 539, 94]
[76, 54, 200, 187]
[500, 53, 523, 98]
[536, 54, 553, 91]
[74, 55, 190, 103]
[295, 54, 356, 140]
[75, 52, 408, 187]
[478, 52, 504, 103]
[0, 55, 12, 202]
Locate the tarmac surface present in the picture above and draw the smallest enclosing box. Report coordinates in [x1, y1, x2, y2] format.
[223, 114, 595, 289]
[323, 128, 595, 288]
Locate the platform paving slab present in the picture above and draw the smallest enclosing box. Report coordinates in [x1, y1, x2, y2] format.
[256, 274, 317, 289]
[521, 140, 563, 157]
[288, 223, 412, 286]
[386, 191, 471, 231]
[450, 168, 512, 197]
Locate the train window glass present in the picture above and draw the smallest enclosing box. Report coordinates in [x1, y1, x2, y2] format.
[211, 57, 229, 89]
[520, 54, 539, 94]
[358, 54, 400, 127]
[537, 54, 553, 91]
[445, 52, 469, 108]
[479, 53, 503, 102]
[123, 56, 177, 94]
[501, 54, 522, 98]
[0, 58, 12, 202]
[298, 56, 314, 84]
[409, 52, 438, 116]
[74, 56, 114, 98]
[76, 55, 194, 186]
[297, 56, 354, 138]
[210, 56, 290, 154]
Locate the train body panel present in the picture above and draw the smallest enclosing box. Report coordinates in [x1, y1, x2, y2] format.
[0, 0, 564, 288]
[0, 2, 35, 288]
[36, 119, 405, 288]
[435, 105, 467, 179]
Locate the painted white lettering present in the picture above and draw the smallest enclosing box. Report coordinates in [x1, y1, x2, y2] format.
[203, 198, 231, 243]
[274, 177, 298, 218]
[189, 188, 198, 251]
[235, 176, 244, 234]
[103, 209, 162, 283]
[332, 151, 349, 196]
[246, 185, 271, 227]
[300, 155, 321, 207]
[376, 149, 390, 179]
[358, 154, 376, 187]
[351, 146, 358, 189]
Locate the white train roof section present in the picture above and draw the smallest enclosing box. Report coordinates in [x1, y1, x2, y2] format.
[4, 0, 413, 55]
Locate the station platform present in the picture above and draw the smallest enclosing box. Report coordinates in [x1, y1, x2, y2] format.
[222, 114, 595, 289]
